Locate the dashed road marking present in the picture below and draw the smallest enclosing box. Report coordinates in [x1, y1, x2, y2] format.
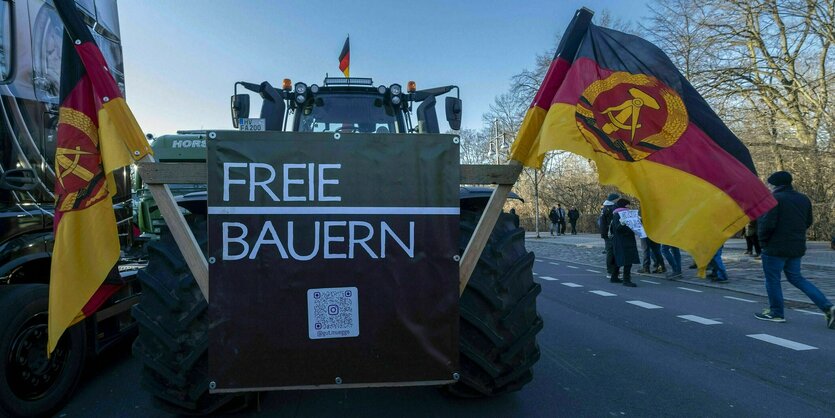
[640, 280, 660, 285]
[533, 272, 539, 276]
[561, 282, 583, 288]
[793, 308, 825, 316]
[626, 300, 663, 309]
[677, 287, 703, 293]
[678, 315, 722, 325]
[539, 276, 559, 281]
[590, 290, 617, 297]
[586, 269, 601, 273]
[549, 262, 560, 266]
[747, 334, 817, 351]
[566, 265, 579, 269]
[535, 259, 544, 263]
[724, 296, 756, 303]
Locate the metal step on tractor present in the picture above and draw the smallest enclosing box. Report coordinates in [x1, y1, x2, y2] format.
[133, 76, 543, 414]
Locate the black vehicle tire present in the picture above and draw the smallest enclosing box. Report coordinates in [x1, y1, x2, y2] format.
[449, 210, 543, 397]
[0, 284, 87, 418]
[132, 217, 249, 415]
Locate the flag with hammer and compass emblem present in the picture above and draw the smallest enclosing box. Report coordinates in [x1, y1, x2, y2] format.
[49, 0, 151, 354]
[510, 8, 776, 274]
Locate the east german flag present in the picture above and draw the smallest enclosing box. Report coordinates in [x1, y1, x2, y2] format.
[339, 36, 350, 77]
[49, 0, 151, 354]
[510, 9, 776, 273]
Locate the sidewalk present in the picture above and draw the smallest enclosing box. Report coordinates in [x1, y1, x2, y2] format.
[525, 232, 835, 309]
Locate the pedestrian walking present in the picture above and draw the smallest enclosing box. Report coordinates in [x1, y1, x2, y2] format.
[754, 171, 835, 328]
[707, 245, 728, 282]
[660, 244, 681, 280]
[609, 198, 639, 287]
[600, 193, 620, 278]
[638, 237, 666, 274]
[744, 220, 761, 257]
[548, 206, 558, 236]
[568, 207, 580, 234]
[555, 204, 567, 235]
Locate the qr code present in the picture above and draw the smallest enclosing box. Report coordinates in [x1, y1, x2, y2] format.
[307, 287, 359, 340]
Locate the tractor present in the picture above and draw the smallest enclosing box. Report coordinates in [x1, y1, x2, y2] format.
[132, 76, 543, 413]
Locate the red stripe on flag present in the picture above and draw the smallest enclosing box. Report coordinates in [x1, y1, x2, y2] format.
[339, 53, 350, 73]
[646, 124, 776, 219]
[531, 57, 571, 111]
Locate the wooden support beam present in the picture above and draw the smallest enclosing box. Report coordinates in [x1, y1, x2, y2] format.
[460, 164, 522, 185]
[137, 162, 206, 184]
[140, 156, 210, 301]
[458, 183, 513, 295]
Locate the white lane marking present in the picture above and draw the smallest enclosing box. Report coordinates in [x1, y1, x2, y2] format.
[535, 259, 544, 263]
[561, 282, 583, 288]
[678, 315, 722, 325]
[566, 265, 579, 269]
[724, 296, 756, 303]
[549, 262, 560, 266]
[747, 334, 817, 351]
[539, 276, 559, 281]
[586, 269, 601, 273]
[640, 280, 660, 285]
[626, 300, 663, 309]
[793, 308, 825, 316]
[590, 290, 617, 297]
[677, 287, 703, 293]
[533, 272, 539, 276]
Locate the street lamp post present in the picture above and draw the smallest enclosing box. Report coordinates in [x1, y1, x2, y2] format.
[487, 118, 509, 165]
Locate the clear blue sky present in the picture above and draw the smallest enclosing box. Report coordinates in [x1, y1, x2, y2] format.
[118, 0, 648, 136]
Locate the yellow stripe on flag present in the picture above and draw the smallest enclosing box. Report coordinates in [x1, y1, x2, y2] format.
[99, 97, 152, 172]
[48, 197, 120, 353]
[509, 106, 548, 168]
[540, 103, 748, 272]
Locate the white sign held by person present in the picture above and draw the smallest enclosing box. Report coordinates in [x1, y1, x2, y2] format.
[618, 210, 647, 238]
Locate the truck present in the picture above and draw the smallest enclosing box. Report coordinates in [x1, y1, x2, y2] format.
[0, 1, 141, 416]
[132, 76, 544, 413]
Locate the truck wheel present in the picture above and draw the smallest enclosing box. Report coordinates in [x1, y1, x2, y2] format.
[0, 284, 87, 417]
[132, 217, 249, 414]
[451, 210, 543, 397]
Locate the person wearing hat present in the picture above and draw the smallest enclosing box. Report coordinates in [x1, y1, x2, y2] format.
[755, 171, 835, 328]
[599, 193, 620, 278]
[609, 198, 640, 287]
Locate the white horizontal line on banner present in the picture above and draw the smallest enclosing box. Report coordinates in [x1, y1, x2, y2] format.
[208, 206, 461, 215]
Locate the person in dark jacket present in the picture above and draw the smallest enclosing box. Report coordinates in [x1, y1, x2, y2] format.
[568, 207, 580, 234]
[609, 198, 640, 287]
[600, 193, 620, 278]
[509, 208, 520, 229]
[754, 171, 834, 328]
[548, 206, 558, 236]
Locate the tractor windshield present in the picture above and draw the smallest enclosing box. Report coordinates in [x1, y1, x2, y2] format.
[297, 93, 398, 133]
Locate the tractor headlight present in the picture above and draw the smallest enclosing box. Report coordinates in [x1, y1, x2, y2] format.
[294, 82, 307, 95]
[295, 94, 306, 104]
[377, 85, 387, 95]
[391, 95, 401, 105]
[389, 84, 402, 96]
[310, 84, 320, 94]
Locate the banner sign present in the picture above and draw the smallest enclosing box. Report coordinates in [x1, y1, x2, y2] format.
[206, 131, 460, 391]
[619, 209, 647, 238]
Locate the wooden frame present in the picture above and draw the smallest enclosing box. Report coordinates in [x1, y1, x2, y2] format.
[138, 158, 522, 301]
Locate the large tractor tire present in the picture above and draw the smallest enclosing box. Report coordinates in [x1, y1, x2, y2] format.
[132, 217, 249, 414]
[0, 284, 87, 418]
[450, 210, 543, 397]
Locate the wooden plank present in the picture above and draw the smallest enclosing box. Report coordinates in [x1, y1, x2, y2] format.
[138, 162, 206, 184]
[459, 183, 513, 295]
[139, 162, 520, 186]
[141, 156, 210, 301]
[460, 164, 521, 185]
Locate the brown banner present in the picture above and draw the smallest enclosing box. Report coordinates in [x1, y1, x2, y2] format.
[207, 131, 459, 391]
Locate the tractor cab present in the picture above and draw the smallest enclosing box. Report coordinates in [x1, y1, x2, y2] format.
[230, 77, 462, 134]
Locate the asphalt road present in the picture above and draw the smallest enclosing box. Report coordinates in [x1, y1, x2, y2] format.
[57, 256, 835, 417]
